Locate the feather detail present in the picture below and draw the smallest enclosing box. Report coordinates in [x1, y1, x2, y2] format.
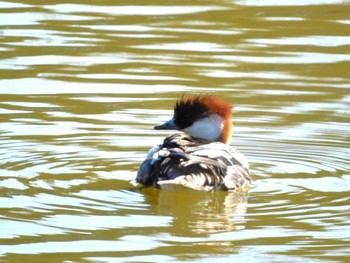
[136, 133, 250, 192]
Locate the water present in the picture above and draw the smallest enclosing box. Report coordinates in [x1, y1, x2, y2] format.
[1, 0, 350, 262]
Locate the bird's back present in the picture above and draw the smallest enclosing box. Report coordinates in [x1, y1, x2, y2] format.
[136, 133, 251, 191]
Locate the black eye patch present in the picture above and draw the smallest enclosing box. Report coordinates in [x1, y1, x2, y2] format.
[174, 100, 209, 129]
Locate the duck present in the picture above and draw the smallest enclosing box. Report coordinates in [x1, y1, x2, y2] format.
[136, 95, 251, 192]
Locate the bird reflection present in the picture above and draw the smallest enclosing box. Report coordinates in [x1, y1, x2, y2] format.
[140, 187, 249, 235]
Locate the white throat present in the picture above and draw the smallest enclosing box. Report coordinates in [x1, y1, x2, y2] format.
[183, 114, 224, 141]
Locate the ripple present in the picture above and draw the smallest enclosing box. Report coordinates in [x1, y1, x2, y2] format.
[45, 4, 225, 16]
[250, 36, 350, 47]
[40, 214, 171, 231]
[0, 79, 194, 94]
[0, 238, 167, 255]
[73, 189, 147, 210]
[133, 42, 234, 52]
[288, 176, 350, 192]
[0, 220, 65, 239]
[215, 52, 350, 64]
[237, 0, 348, 6]
[245, 139, 350, 178]
[0, 0, 349, 262]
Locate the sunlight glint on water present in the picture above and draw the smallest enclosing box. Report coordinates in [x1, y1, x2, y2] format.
[0, 0, 349, 262]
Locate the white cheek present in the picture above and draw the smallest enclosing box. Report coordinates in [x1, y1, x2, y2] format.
[184, 114, 223, 141]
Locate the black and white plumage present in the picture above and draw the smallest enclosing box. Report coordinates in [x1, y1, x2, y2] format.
[136, 96, 251, 192]
[137, 133, 250, 191]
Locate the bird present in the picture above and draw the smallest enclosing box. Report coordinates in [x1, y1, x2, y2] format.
[136, 95, 251, 192]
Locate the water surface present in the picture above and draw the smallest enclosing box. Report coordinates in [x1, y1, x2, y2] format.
[0, 0, 349, 262]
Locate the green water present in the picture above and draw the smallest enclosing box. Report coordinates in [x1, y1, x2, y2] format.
[0, 0, 349, 262]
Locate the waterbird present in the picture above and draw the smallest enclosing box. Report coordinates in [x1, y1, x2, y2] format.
[136, 95, 251, 191]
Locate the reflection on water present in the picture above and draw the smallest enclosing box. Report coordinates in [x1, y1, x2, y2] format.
[0, 0, 349, 262]
[141, 188, 248, 234]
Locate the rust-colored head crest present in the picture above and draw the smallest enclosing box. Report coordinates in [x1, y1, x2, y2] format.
[174, 95, 233, 144]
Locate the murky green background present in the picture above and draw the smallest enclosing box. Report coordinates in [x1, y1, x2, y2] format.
[1, 0, 350, 262]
